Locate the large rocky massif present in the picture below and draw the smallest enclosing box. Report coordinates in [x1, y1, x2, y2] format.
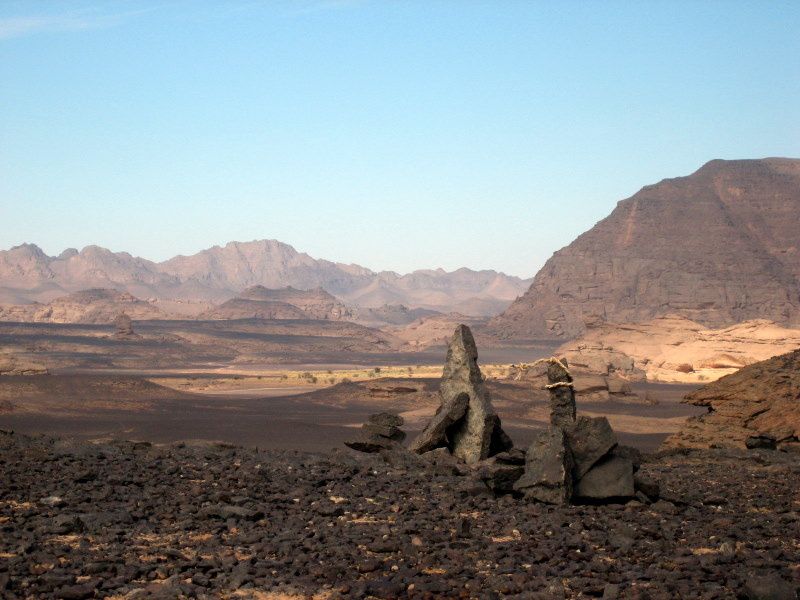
[492, 158, 800, 340]
[0, 240, 530, 316]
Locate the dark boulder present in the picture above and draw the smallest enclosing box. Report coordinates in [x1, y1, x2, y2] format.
[514, 427, 574, 504]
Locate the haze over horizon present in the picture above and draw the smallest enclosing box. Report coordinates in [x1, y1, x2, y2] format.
[2, 1, 799, 277]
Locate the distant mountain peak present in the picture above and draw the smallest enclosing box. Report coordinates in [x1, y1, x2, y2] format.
[0, 239, 529, 316]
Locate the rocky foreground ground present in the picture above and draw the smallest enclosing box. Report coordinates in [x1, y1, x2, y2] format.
[1, 431, 798, 600]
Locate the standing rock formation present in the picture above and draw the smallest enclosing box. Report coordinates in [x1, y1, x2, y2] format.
[491, 158, 800, 340]
[546, 359, 576, 427]
[410, 324, 512, 464]
[515, 358, 641, 504]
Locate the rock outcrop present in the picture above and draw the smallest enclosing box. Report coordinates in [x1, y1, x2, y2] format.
[663, 348, 800, 451]
[0, 288, 164, 324]
[409, 325, 512, 464]
[200, 286, 355, 321]
[491, 158, 800, 340]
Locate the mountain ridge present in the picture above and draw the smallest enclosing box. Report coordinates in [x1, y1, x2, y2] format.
[0, 239, 531, 316]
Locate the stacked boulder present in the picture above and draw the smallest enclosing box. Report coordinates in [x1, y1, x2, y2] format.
[345, 413, 406, 453]
[346, 324, 657, 504]
[514, 358, 654, 504]
[409, 325, 513, 463]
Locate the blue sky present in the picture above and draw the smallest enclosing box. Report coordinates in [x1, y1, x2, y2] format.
[1, 1, 799, 277]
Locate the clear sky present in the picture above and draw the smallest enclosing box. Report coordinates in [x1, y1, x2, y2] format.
[1, 1, 799, 277]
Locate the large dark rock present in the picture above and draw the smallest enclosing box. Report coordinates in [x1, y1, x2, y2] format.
[408, 392, 469, 455]
[410, 325, 511, 463]
[514, 427, 573, 504]
[574, 456, 635, 500]
[565, 416, 618, 478]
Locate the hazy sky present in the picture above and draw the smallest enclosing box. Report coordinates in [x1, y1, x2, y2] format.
[2, 1, 799, 277]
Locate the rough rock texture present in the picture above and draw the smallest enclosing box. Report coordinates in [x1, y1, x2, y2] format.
[1, 432, 797, 598]
[410, 325, 511, 463]
[664, 348, 800, 450]
[492, 158, 800, 340]
[565, 416, 618, 479]
[513, 427, 574, 504]
[574, 456, 636, 500]
[547, 359, 577, 428]
[514, 359, 636, 504]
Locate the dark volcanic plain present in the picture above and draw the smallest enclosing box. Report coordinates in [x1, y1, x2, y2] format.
[1, 431, 798, 599]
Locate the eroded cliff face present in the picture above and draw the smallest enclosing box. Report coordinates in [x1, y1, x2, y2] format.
[491, 158, 800, 340]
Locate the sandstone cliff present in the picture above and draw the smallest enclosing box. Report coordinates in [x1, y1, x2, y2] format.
[492, 159, 800, 340]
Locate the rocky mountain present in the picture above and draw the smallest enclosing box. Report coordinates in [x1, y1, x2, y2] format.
[663, 348, 800, 450]
[492, 158, 800, 340]
[199, 286, 354, 321]
[0, 288, 164, 324]
[0, 240, 530, 316]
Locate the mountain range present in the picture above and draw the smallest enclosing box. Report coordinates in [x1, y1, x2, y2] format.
[0, 239, 531, 316]
[491, 158, 800, 339]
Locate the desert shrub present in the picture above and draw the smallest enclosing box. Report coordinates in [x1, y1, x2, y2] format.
[675, 363, 695, 373]
[341, 377, 352, 384]
[328, 377, 336, 384]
